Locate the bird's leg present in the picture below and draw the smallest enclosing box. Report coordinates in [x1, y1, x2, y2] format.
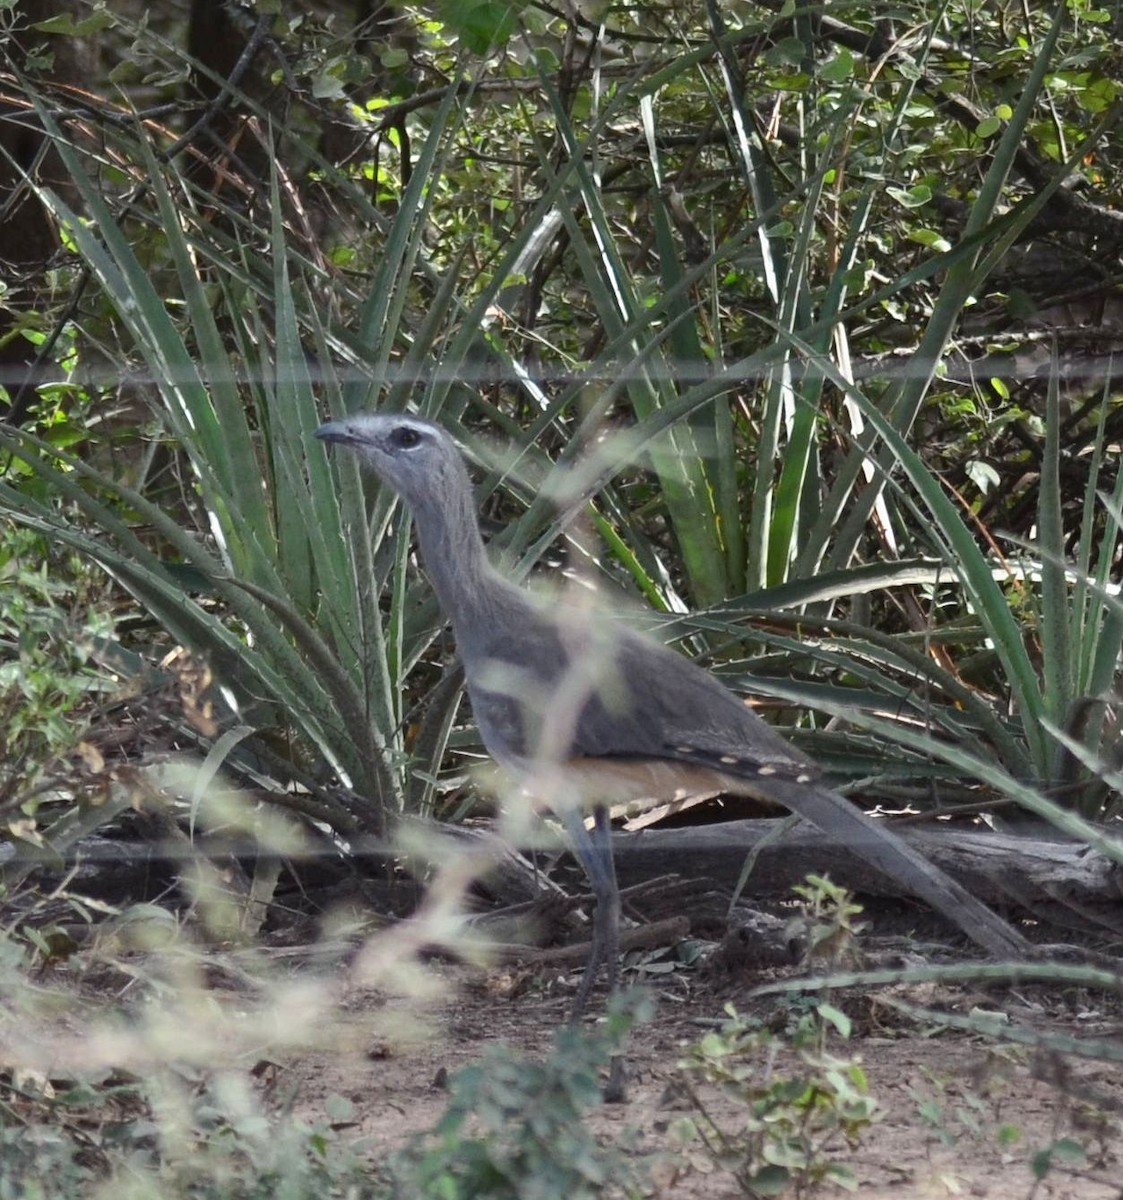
[593, 804, 626, 1104]
[559, 804, 615, 1021]
[593, 805, 621, 999]
[560, 804, 627, 1102]
[570, 919, 605, 1022]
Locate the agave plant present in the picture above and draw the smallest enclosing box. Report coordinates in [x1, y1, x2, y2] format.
[0, 3, 1116, 888]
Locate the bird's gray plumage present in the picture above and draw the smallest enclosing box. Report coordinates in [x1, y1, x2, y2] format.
[315, 412, 1028, 968]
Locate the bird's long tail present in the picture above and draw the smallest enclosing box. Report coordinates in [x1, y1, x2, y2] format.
[747, 777, 1028, 958]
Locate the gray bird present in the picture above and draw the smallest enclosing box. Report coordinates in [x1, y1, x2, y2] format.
[315, 413, 1026, 1042]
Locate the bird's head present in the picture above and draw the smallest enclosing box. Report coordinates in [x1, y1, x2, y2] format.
[315, 412, 465, 508]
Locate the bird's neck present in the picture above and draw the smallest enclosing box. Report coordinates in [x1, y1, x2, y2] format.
[410, 480, 507, 641]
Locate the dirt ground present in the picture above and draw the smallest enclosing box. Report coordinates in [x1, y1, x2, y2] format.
[282, 957, 1123, 1200]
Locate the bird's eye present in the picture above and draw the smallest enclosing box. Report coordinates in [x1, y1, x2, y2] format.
[391, 426, 423, 450]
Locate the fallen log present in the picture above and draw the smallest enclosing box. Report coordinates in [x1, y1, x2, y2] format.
[609, 819, 1123, 920]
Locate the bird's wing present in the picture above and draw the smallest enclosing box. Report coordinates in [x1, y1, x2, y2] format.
[569, 626, 817, 774]
[464, 589, 810, 773]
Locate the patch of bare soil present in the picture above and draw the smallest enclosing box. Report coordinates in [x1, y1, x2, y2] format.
[282, 960, 1123, 1200]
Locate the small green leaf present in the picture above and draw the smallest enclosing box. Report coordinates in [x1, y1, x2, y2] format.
[312, 71, 346, 100]
[908, 228, 952, 252]
[821, 48, 854, 82]
[747, 1164, 792, 1195]
[1050, 1137, 1087, 1165]
[381, 47, 410, 69]
[451, 1, 518, 54]
[768, 36, 807, 67]
[1030, 1140, 1084, 1180]
[887, 184, 933, 209]
[966, 460, 1000, 494]
[33, 9, 115, 35]
[769, 72, 812, 92]
[916, 1100, 945, 1125]
[698, 1032, 729, 1057]
[817, 1003, 852, 1039]
[825, 1162, 859, 1190]
[324, 1093, 356, 1122]
[996, 1122, 1022, 1147]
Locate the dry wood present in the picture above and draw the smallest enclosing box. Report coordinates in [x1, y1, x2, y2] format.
[608, 818, 1123, 918]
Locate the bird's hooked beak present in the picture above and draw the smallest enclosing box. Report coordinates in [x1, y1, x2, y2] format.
[314, 419, 361, 446]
